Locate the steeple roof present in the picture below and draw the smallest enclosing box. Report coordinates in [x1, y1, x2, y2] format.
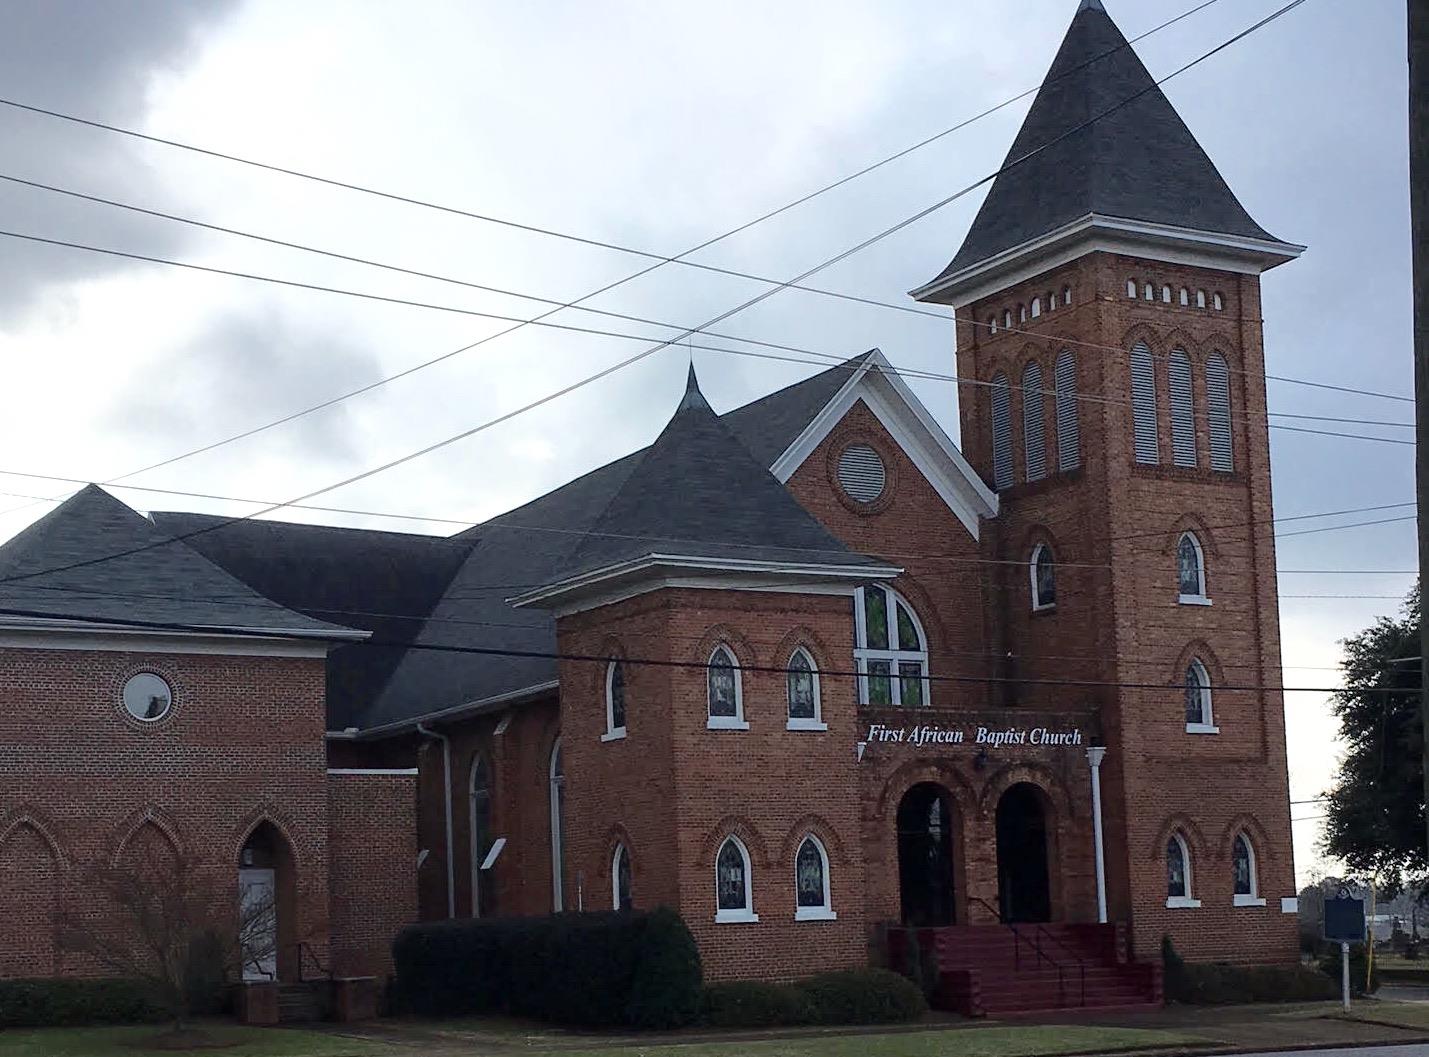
[916, 2, 1294, 298]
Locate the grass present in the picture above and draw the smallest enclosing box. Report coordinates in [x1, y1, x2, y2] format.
[1345, 999, 1429, 1031]
[529, 1026, 1204, 1057]
[0, 1023, 391, 1057]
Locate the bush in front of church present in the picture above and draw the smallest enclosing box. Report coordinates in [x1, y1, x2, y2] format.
[391, 906, 702, 1028]
[1162, 937, 1339, 1004]
[0, 979, 167, 1027]
[700, 969, 927, 1028]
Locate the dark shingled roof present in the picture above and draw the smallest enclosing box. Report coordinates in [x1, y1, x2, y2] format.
[0, 485, 350, 637]
[926, 1, 1278, 285]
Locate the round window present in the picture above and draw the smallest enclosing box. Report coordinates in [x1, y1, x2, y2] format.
[837, 444, 886, 503]
[123, 672, 173, 722]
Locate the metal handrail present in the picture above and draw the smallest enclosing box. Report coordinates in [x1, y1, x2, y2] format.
[1032, 922, 1087, 1006]
[966, 897, 1088, 1007]
[294, 942, 331, 982]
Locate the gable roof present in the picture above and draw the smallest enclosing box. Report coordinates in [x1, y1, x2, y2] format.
[0, 485, 356, 639]
[916, 1, 1298, 300]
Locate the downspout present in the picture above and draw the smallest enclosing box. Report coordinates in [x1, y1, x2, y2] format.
[417, 723, 456, 919]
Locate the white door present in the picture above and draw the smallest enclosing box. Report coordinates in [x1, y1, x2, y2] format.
[238, 868, 277, 981]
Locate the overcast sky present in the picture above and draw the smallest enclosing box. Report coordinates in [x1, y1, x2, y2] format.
[0, 0, 1413, 884]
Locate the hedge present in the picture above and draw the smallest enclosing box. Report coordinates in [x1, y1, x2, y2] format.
[700, 969, 926, 1028]
[1162, 937, 1339, 1005]
[392, 906, 701, 1028]
[0, 979, 166, 1028]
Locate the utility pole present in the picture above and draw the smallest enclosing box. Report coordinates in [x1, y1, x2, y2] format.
[1414, 0, 1429, 868]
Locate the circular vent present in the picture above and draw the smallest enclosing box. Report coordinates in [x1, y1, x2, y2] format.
[837, 444, 886, 503]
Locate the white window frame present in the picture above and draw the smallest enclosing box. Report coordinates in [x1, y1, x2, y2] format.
[1196, 289, 1208, 309]
[1232, 833, 1265, 907]
[1144, 282, 1155, 301]
[1161, 285, 1173, 303]
[1126, 278, 1138, 299]
[1004, 309, 1013, 329]
[549, 739, 565, 911]
[612, 842, 632, 911]
[706, 645, 748, 731]
[1213, 292, 1225, 311]
[1179, 287, 1190, 306]
[853, 586, 931, 708]
[1031, 297, 1042, 318]
[786, 647, 826, 732]
[1177, 532, 1211, 606]
[602, 659, 627, 741]
[1030, 543, 1056, 612]
[714, 836, 758, 923]
[793, 835, 836, 922]
[1063, 285, 1073, 306]
[1166, 832, 1201, 908]
[1185, 659, 1219, 735]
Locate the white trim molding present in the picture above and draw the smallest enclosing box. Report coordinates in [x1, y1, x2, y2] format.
[0, 624, 346, 658]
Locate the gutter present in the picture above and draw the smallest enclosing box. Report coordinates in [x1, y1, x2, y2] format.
[416, 723, 456, 919]
[325, 680, 560, 741]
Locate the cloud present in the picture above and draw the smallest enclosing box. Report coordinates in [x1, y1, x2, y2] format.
[0, 0, 240, 325]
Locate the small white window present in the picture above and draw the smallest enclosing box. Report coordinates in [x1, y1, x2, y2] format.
[715, 836, 757, 923]
[1126, 279, 1138, 299]
[1166, 832, 1200, 908]
[1019, 304, 1027, 323]
[612, 843, 633, 911]
[854, 586, 929, 707]
[1144, 282, 1154, 301]
[794, 835, 835, 921]
[1004, 309, 1013, 329]
[1185, 659, 1217, 734]
[602, 660, 627, 741]
[1232, 833, 1264, 906]
[1196, 289, 1207, 309]
[1213, 292, 1225, 311]
[1177, 533, 1209, 604]
[1063, 286, 1073, 306]
[786, 648, 825, 731]
[1161, 285, 1173, 303]
[988, 316, 997, 336]
[1031, 297, 1042, 319]
[1179, 287, 1190, 306]
[707, 645, 747, 730]
[1045, 291, 1056, 312]
[123, 672, 173, 722]
[1030, 543, 1056, 611]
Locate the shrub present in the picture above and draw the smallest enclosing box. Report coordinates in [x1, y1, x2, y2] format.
[1318, 944, 1380, 995]
[796, 968, 928, 1025]
[0, 979, 166, 1028]
[1163, 937, 1337, 1005]
[700, 981, 812, 1028]
[392, 907, 702, 1028]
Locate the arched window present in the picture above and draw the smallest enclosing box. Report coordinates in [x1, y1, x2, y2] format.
[1177, 533, 1208, 602]
[470, 755, 494, 917]
[1166, 832, 1199, 907]
[1030, 544, 1056, 611]
[1004, 309, 1013, 329]
[990, 373, 1013, 491]
[707, 645, 746, 730]
[1045, 291, 1056, 312]
[1232, 833, 1263, 905]
[795, 835, 835, 921]
[1031, 297, 1042, 319]
[1206, 353, 1233, 472]
[1196, 289, 1207, 309]
[854, 586, 929, 707]
[1019, 304, 1027, 323]
[1185, 659, 1216, 732]
[1054, 350, 1080, 473]
[1130, 343, 1159, 465]
[1144, 282, 1154, 301]
[786, 648, 824, 731]
[987, 316, 997, 336]
[1213, 292, 1224, 311]
[612, 843, 633, 911]
[1161, 285, 1173, 303]
[1168, 350, 1197, 468]
[1127, 278, 1138, 299]
[715, 836, 757, 923]
[604, 660, 626, 740]
[1021, 361, 1046, 482]
[1063, 285, 1073, 306]
[549, 740, 565, 911]
[1179, 287, 1190, 306]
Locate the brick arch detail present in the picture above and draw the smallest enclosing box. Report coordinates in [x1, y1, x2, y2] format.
[604, 821, 635, 861]
[1170, 639, 1226, 687]
[230, 806, 303, 871]
[0, 807, 67, 870]
[976, 762, 1076, 822]
[872, 759, 978, 821]
[592, 636, 628, 695]
[882, 574, 947, 655]
[772, 625, 837, 674]
[1164, 513, 1222, 559]
[1016, 523, 1062, 561]
[824, 420, 899, 516]
[109, 805, 185, 867]
[1120, 321, 1162, 355]
[691, 624, 759, 670]
[1149, 813, 1210, 862]
[697, 816, 771, 869]
[1218, 812, 1274, 860]
[1159, 327, 1205, 360]
[778, 813, 846, 865]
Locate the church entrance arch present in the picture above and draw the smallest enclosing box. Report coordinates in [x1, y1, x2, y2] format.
[896, 783, 957, 926]
[995, 783, 1052, 923]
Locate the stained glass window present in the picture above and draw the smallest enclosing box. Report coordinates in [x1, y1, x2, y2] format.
[896, 604, 919, 651]
[1178, 534, 1204, 598]
[717, 838, 749, 912]
[899, 663, 924, 707]
[787, 650, 817, 721]
[864, 589, 889, 650]
[613, 844, 633, 911]
[796, 838, 827, 909]
[855, 587, 928, 708]
[1233, 834, 1253, 896]
[867, 660, 892, 706]
[607, 661, 626, 732]
[708, 646, 738, 719]
[1032, 544, 1056, 609]
[1167, 836, 1188, 898]
[1185, 661, 1211, 727]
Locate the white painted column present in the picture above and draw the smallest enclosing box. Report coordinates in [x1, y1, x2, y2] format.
[1087, 745, 1108, 924]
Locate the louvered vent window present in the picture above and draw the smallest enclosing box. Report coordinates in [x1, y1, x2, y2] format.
[1022, 362, 1047, 482]
[837, 444, 886, 503]
[1169, 350, 1197, 468]
[990, 374, 1013, 491]
[1054, 350, 1080, 472]
[1130, 343, 1159, 465]
[1206, 354, 1234, 472]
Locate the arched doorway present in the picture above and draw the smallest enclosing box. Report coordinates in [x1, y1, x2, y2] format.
[239, 823, 297, 981]
[995, 783, 1051, 923]
[897, 783, 956, 926]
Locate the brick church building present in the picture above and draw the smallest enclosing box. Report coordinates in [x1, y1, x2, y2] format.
[0, 0, 1304, 1013]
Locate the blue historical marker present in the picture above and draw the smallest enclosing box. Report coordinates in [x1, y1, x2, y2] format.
[1324, 891, 1366, 1011]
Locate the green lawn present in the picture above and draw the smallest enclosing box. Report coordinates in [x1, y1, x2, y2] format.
[535, 1026, 1204, 1057]
[0, 1024, 390, 1057]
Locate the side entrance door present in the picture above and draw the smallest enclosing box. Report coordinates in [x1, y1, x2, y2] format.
[238, 867, 278, 981]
